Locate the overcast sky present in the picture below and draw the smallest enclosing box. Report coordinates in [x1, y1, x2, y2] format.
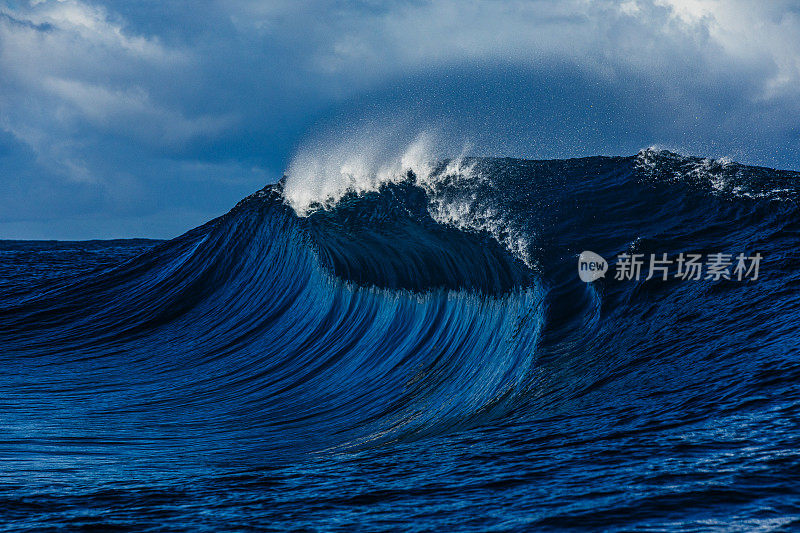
[1, 0, 799, 239]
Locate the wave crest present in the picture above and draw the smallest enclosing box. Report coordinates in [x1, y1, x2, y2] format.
[284, 131, 538, 267]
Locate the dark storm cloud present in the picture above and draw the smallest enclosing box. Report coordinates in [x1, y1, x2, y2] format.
[1, 0, 798, 238]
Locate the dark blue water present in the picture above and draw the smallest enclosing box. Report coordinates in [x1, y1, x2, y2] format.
[1, 150, 799, 531]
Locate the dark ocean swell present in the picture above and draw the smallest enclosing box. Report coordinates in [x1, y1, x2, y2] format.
[1, 149, 800, 530]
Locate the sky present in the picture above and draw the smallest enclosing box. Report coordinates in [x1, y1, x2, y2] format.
[1, 0, 799, 239]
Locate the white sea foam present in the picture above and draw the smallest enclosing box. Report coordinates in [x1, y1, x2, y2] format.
[283, 130, 439, 215]
[283, 129, 535, 266]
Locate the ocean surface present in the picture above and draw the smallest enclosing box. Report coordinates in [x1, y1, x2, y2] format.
[1, 149, 799, 531]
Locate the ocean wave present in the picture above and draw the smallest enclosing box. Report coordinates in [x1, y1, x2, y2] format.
[2, 150, 800, 529]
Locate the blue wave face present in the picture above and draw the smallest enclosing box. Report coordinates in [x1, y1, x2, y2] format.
[1, 150, 799, 530]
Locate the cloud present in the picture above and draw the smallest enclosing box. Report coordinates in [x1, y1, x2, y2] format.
[0, 0, 799, 238]
[0, 1, 229, 165]
[0, 0, 248, 237]
[214, 0, 800, 98]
